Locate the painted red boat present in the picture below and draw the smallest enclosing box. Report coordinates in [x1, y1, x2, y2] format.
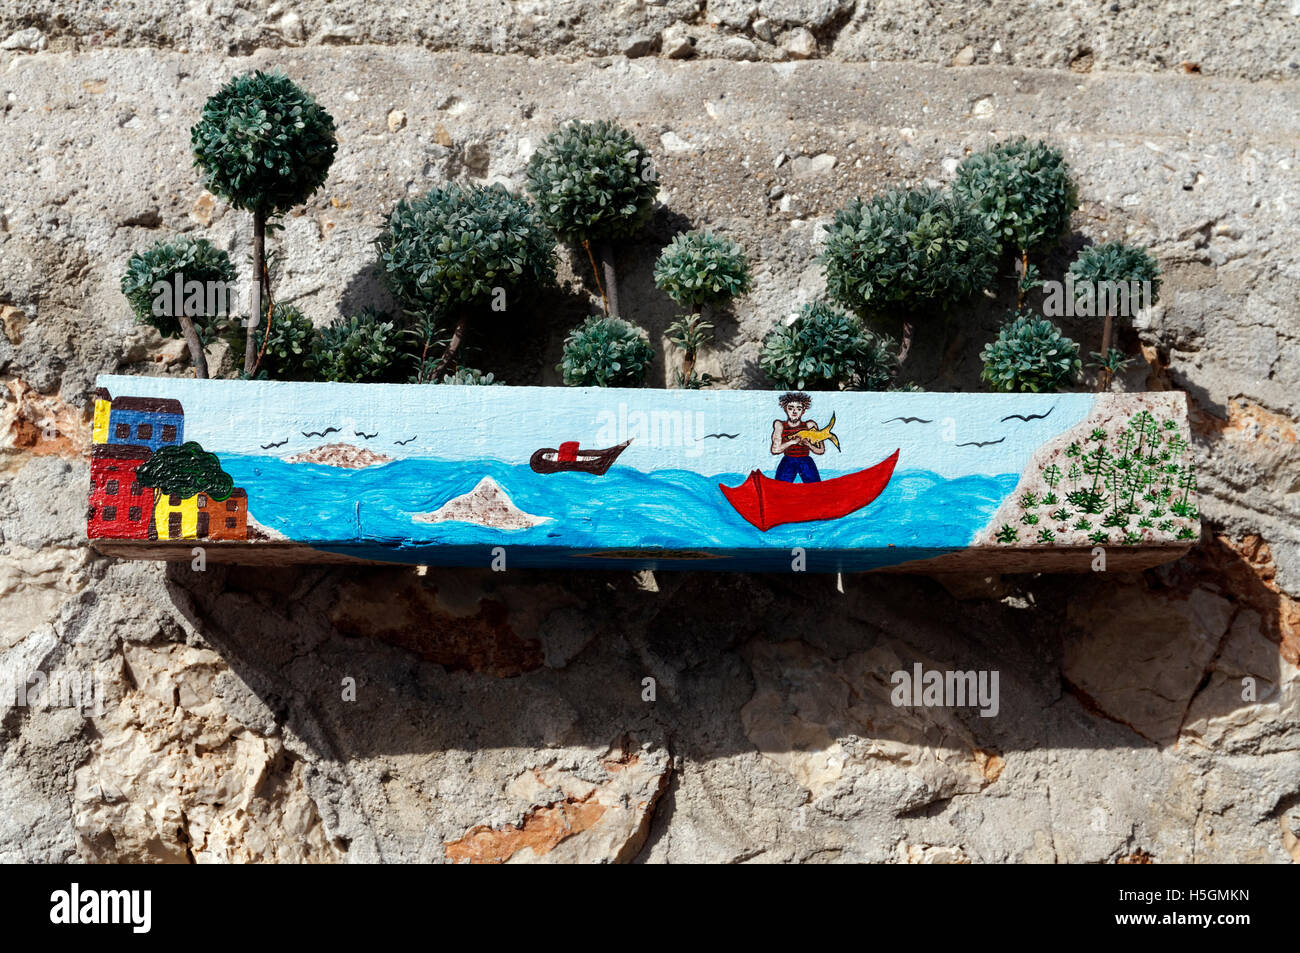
[719, 449, 900, 532]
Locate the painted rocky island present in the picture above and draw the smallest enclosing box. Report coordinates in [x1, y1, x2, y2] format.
[86, 377, 1198, 572]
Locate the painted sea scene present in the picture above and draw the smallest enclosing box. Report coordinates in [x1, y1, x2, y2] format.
[88, 376, 1196, 571]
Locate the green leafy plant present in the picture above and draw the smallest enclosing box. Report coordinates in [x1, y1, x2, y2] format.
[1067, 241, 1161, 390]
[952, 138, 1078, 270]
[822, 187, 998, 362]
[136, 442, 234, 502]
[230, 302, 317, 381]
[558, 315, 654, 387]
[308, 309, 401, 383]
[376, 183, 556, 379]
[191, 70, 337, 374]
[121, 238, 236, 379]
[655, 231, 751, 386]
[979, 309, 1082, 393]
[526, 120, 658, 316]
[760, 301, 900, 391]
[439, 367, 501, 385]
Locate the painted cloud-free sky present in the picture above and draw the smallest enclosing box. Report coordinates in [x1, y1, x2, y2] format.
[96, 376, 1094, 480]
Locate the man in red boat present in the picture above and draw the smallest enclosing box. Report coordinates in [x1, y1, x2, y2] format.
[770, 391, 824, 483]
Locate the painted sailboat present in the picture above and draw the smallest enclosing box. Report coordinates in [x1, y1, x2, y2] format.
[529, 439, 632, 475]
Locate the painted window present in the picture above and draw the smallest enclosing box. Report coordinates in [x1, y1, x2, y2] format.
[105, 480, 119, 496]
[131, 482, 143, 496]
[226, 500, 238, 511]
[102, 506, 117, 522]
[137, 423, 153, 440]
[225, 518, 237, 529]
[197, 493, 208, 507]
[128, 506, 142, 522]
[161, 424, 177, 442]
[115, 423, 130, 439]
[170, 494, 182, 505]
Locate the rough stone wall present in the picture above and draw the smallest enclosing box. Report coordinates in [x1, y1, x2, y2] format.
[2, 4, 1298, 862]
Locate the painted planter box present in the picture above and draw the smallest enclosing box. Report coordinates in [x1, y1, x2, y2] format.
[86, 376, 1199, 573]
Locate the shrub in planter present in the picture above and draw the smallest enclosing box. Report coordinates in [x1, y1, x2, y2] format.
[191, 70, 337, 374]
[980, 309, 1082, 393]
[952, 138, 1078, 269]
[760, 300, 900, 391]
[821, 187, 997, 362]
[559, 315, 654, 387]
[256, 304, 316, 381]
[121, 237, 236, 379]
[1066, 241, 1161, 390]
[526, 120, 658, 317]
[376, 183, 556, 381]
[654, 231, 752, 387]
[308, 309, 401, 383]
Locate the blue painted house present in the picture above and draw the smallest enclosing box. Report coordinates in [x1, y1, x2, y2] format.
[106, 396, 184, 452]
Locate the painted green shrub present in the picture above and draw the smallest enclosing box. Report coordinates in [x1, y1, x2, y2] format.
[558, 315, 655, 387]
[979, 310, 1082, 393]
[760, 301, 899, 391]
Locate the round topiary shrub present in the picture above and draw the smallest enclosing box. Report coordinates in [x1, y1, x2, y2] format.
[979, 309, 1082, 393]
[526, 119, 658, 315]
[308, 309, 401, 383]
[952, 138, 1078, 258]
[760, 301, 900, 391]
[377, 184, 556, 316]
[822, 187, 998, 361]
[558, 315, 654, 387]
[191, 70, 337, 373]
[1066, 241, 1161, 388]
[653, 231, 752, 311]
[191, 70, 337, 215]
[121, 237, 236, 379]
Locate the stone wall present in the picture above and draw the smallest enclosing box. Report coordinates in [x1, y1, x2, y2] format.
[1, 3, 1298, 862]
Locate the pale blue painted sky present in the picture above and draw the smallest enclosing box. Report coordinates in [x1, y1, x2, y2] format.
[96, 376, 1095, 480]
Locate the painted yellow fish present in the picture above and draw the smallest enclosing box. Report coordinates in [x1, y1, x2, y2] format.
[794, 413, 840, 451]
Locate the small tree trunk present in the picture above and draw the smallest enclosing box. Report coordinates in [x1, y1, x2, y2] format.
[178, 314, 209, 379]
[1097, 311, 1115, 391]
[598, 241, 619, 318]
[896, 318, 914, 365]
[246, 210, 266, 374]
[432, 313, 469, 380]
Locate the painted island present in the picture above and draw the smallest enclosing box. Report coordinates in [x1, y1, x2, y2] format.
[86, 376, 1198, 572]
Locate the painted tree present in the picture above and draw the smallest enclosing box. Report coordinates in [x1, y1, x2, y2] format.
[191, 70, 338, 375]
[136, 442, 234, 510]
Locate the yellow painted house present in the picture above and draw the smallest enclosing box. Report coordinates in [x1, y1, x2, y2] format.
[153, 493, 199, 540]
[91, 391, 112, 444]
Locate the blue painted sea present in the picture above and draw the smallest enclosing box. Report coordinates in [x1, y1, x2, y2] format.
[220, 455, 1019, 571]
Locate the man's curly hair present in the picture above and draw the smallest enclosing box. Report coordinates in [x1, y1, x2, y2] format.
[778, 391, 811, 408]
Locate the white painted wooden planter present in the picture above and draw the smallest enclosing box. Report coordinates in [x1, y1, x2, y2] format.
[87, 376, 1198, 573]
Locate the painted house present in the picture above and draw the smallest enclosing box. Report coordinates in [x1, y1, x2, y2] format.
[196, 488, 248, 540]
[106, 396, 184, 452]
[87, 445, 153, 539]
[153, 488, 249, 540]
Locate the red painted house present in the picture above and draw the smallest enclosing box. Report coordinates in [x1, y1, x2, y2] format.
[87, 444, 153, 539]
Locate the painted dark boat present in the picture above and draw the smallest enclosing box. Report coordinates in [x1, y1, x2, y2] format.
[530, 439, 632, 475]
[719, 449, 900, 532]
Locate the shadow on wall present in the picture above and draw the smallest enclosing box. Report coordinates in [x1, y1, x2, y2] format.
[161, 532, 1290, 763]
